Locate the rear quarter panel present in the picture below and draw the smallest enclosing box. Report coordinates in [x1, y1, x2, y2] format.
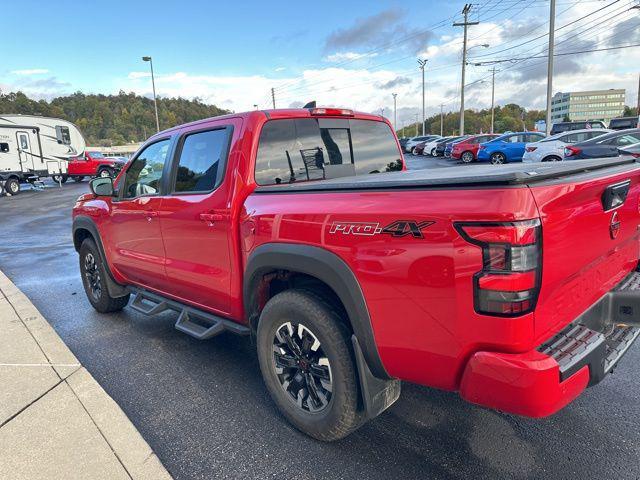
[243, 187, 540, 390]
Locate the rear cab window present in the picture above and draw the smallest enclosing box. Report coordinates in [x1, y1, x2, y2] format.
[254, 118, 402, 186]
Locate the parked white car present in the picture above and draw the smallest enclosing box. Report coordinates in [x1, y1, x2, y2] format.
[422, 137, 453, 157]
[522, 128, 610, 163]
[404, 135, 440, 154]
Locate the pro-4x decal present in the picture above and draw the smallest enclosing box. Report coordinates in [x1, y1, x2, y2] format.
[330, 220, 434, 239]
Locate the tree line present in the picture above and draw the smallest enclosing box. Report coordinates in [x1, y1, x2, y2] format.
[398, 103, 639, 137]
[0, 91, 229, 146]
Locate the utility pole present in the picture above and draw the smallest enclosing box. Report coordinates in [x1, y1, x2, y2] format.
[453, 4, 478, 136]
[271, 88, 276, 109]
[636, 72, 640, 121]
[545, 0, 556, 135]
[490, 66, 497, 134]
[392, 93, 398, 132]
[440, 104, 444, 136]
[414, 113, 419, 136]
[418, 59, 428, 135]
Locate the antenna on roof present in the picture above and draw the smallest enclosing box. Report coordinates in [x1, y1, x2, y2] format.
[303, 101, 317, 108]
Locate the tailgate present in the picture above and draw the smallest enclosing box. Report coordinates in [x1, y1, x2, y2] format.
[530, 164, 640, 343]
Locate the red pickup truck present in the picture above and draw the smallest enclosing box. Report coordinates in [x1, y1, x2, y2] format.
[72, 108, 640, 441]
[55, 150, 126, 183]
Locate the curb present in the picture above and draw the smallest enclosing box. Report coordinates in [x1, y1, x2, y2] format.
[0, 269, 172, 480]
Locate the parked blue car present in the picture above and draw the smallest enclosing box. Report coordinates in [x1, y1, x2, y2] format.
[476, 132, 546, 164]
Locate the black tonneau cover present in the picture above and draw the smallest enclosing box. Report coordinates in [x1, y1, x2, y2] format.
[254, 157, 638, 193]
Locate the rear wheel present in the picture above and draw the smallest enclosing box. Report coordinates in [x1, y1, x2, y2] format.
[461, 151, 474, 163]
[97, 168, 113, 178]
[490, 152, 506, 164]
[51, 174, 68, 183]
[430, 147, 437, 156]
[411, 147, 419, 156]
[257, 290, 364, 441]
[79, 238, 130, 313]
[5, 178, 20, 195]
[543, 155, 562, 162]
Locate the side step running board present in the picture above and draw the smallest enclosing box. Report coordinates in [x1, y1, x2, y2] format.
[129, 288, 250, 340]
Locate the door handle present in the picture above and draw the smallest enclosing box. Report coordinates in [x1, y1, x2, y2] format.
[199, 213, 224, 223]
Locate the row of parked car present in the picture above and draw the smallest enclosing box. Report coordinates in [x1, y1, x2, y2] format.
[400, 126, 640, 164]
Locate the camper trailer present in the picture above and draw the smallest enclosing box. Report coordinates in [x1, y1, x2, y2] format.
[0, 114, 86, 194]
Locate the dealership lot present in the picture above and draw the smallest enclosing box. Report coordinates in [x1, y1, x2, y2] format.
[0, 176, 638, 480]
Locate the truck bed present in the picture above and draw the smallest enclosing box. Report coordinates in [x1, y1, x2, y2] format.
[255, 157, 638, 192]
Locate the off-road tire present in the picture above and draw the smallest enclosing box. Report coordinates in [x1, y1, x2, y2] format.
[97, 168, 113, 178]
[257, 289, 364, 441]
[79, 238, 130, 313]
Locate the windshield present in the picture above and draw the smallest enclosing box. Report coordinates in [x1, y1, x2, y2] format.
[254, 118, 402, 186]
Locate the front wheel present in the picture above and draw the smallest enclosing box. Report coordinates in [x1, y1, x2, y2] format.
[79, 238, 130, 313]
[257, 290, 364, 441]
[430, 148, 437, 157]
[411, 147, 419, 156]
[461, 151, 474, 163]
[490, 152, 506, 164]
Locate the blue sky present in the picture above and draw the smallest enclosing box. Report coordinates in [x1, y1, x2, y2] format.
[2, 0, 639, 126]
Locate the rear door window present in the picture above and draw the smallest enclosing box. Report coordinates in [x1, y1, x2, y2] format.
[254, 118, 402, 186]
[173, 128, 231, 193]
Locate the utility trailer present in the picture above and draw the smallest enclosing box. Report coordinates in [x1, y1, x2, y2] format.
[0, 114, 85, 194]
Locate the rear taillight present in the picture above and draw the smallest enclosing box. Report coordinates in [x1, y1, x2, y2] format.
[455, 219, 542, 317]
[525, 146, 537, 152]
[564, 146, 581, 157]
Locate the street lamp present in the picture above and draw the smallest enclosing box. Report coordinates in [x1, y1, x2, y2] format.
[392, 93, 398, 132]
[142, 56, 160, 132]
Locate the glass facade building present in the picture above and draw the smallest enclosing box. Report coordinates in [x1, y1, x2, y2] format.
[550, 89, 625, 124]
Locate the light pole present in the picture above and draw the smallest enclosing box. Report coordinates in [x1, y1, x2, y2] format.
[440, 104, 445, 136]
[490, 66, 497, 134]
[414, 113, 419, 136]
[418, 59, 428, 136]
[392, 93, 398, 132]
[142, 56, 160, 132]
[544, 0, 556, 135]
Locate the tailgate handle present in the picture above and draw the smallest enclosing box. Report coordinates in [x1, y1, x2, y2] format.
[602, 180, 631, 212]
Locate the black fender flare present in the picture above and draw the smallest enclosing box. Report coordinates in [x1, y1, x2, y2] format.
[72, 216, 129, 298]
[244, 243, 390, 379]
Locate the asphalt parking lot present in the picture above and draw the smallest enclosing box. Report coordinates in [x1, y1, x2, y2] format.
[1, 165, 639, 480]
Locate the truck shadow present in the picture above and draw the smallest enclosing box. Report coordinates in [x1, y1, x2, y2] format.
[107, 310, 636, 480]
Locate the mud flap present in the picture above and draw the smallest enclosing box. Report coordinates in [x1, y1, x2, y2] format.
[351, 335, 401, 419]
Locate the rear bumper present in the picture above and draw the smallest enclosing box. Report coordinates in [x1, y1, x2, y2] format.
[459, 270, 640, 417]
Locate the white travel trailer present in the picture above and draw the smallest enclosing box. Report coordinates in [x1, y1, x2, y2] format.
[0, 114, 86, 194]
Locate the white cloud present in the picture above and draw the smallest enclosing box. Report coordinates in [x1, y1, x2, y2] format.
[274, 67, 286, 72]
[127, 71, 151, 79]
[324, 52, 378, 62]
[10, 69, 49, 75]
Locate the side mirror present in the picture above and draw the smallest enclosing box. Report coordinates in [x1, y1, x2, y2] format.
[90, 177, 115, 197]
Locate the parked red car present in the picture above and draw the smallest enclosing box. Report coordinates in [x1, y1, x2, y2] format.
[451, 134, 500, 163]
[73, 107, 640, 441]
[54, 150, 126, 183]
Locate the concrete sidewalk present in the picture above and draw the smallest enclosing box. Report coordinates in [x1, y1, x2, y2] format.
[0, 269, 172, 480]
